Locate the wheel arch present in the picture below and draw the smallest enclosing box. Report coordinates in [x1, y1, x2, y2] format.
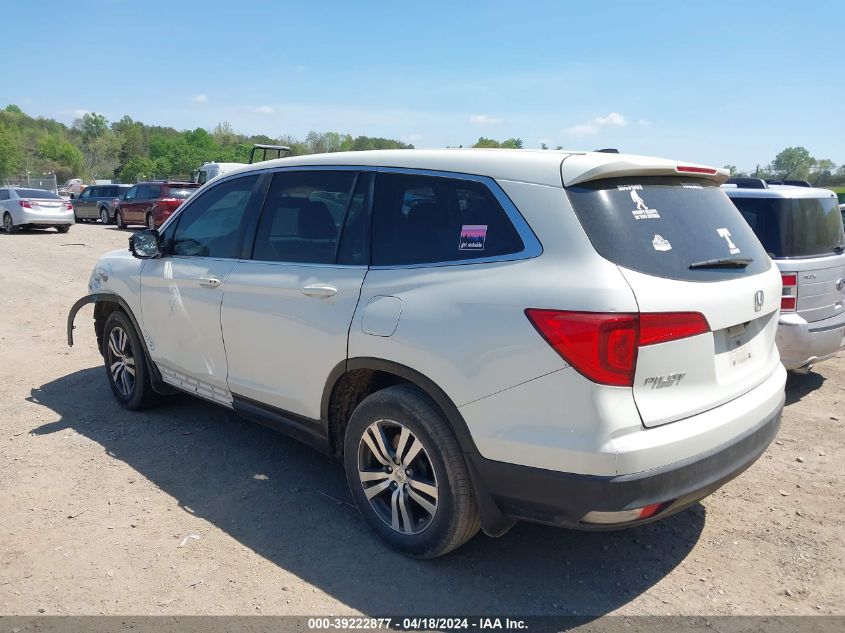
[321, 357, 480, 459]
[67, 292, 169, 394]
[322, 357, 515, 537]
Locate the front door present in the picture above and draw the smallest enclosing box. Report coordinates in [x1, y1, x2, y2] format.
[139, 174, 264, 403]
[221, 168, 371, 420]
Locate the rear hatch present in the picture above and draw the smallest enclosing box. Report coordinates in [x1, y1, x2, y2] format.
[728, 192, 845, 323]
[564, 166, 781, 427]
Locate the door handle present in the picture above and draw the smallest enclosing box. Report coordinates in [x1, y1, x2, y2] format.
[301, 283, 337, 298]
[198, 276, 221, 288]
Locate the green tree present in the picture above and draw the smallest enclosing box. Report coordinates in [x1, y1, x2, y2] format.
[119, 156, 155, 182]
[36, 133, 84, 179]
[0, 122, 22, 177]
[472, 137, 501, 148]
[4, 104, 23, 114]
[769, 146, 815, 180]
[812, 159, 836, 185]
[500, 138, 523, 149]
[78, 112, 109, 142]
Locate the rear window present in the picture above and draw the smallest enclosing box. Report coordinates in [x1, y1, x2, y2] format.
[167, 186, 198, 199]
[566, 177, 771, 281]
[729, 196, 845, 258]
[372, 173, 524, 266]
[14, 188, 60, 200]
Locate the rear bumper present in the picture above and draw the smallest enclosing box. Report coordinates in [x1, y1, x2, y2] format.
[19, 209, 74, 225]
[777, 311, 845, 370]
[465, 365, 786, 530]
[470, 402, 782, 529]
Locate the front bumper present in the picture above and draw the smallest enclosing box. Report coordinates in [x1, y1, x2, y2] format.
[468, 390, 784, 530]
[777, 311, 845, 370]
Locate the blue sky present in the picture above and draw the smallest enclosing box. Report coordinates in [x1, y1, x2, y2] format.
[4, 0, 843, 170]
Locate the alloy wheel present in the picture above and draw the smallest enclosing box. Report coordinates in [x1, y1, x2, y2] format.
[357, 419, 439, 535]
[106, 326, 136, 398]
[100, 208, 108, 224]
[3, 214, 12, 233]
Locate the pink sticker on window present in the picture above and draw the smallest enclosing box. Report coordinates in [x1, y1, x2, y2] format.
[459, 224, 487, 251]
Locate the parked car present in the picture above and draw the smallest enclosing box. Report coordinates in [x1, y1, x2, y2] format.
[1, 186, 74, 233]
[113, 181, 200, 229]
[58, 178, 87, 199]
[71, 184, 133, 224]
[68, 149, 786, 557]
[724, 179, 845, 372]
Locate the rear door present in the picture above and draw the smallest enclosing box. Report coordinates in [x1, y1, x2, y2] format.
[564, 174, 782, 427]
[221, 168, 370, 421]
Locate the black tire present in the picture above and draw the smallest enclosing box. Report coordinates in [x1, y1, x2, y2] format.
[56, 225, 70, 233]
[145, 213, 156, 230]
[344, 384, 480, 558]
[115, 210, 126, 229]
[100, 207, 111, 224]
[102, 311, 158, 410]
[3, 212, 19, 234]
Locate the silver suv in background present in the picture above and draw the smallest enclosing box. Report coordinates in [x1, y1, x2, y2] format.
[724, 179, 845, 372]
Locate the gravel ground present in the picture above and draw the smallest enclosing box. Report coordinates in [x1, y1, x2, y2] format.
[0, 223, 843, 616]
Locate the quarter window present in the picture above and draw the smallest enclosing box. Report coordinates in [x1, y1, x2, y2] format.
[172, 175, 260, 258]
[371, 173, 524, 266]
[252, 170, 357, 264]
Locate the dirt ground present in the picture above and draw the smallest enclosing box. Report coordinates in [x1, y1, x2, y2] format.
[0, 222, 843, 617]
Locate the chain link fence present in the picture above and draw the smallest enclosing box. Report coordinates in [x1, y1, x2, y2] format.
[0, 175, 58, 194]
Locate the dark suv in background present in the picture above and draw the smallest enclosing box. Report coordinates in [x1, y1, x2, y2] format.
[72, 184, 132, 224]
[114, 181, 200, 229]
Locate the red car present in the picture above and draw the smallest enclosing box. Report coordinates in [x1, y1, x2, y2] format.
[114, 181, 200, 229]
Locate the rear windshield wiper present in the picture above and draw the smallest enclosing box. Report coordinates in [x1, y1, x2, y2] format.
[689, 257, 754, 269]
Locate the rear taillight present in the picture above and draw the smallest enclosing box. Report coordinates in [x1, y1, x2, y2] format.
[781, 273, 797, 312]
[19, 200, 34, 209]
[63, 201, 73, 210]
[525, 309, 710, 387]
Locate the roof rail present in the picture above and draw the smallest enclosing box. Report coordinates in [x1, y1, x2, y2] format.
[765, 179, 812, 187]
[249, 144, 292, 164]
[593, 148, 620, 153]
[726, 177, 768, 189]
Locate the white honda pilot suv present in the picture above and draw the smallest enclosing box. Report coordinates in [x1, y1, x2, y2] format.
[68, 149, 786, 557]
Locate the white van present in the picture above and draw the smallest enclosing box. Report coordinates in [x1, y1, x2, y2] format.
[195, 162, 245, 185]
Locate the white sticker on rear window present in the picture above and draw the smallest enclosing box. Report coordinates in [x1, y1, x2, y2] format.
[629, 189, 661, 220]
[652, 234, 672, 251]
[617, 184, 643, 191]
[716, 227, 741, 254]
[682, 183, 703, 189]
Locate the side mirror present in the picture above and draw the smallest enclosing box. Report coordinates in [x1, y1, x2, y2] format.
[129, 229, 163, 259]
[69, 193, 75, 199]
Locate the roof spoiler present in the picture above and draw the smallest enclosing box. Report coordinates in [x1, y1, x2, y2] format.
[561, 153, 729, 187]
[726, 177, 768, 189]
[249, 144, 292, 164]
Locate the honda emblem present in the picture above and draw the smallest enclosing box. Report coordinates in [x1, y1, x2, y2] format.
[754, 290, 764, 312]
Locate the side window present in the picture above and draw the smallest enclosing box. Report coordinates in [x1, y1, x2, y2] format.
[79, 188, 92, 199]
[124, 186, 137, 201]
[371, 173, 524, 266]
[0, 190, 8, 201]
[172, 175, 259, 258]
[140, 184, 159, 200]
[337, 173, 372, 265]
[252, 170, 357, 264]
